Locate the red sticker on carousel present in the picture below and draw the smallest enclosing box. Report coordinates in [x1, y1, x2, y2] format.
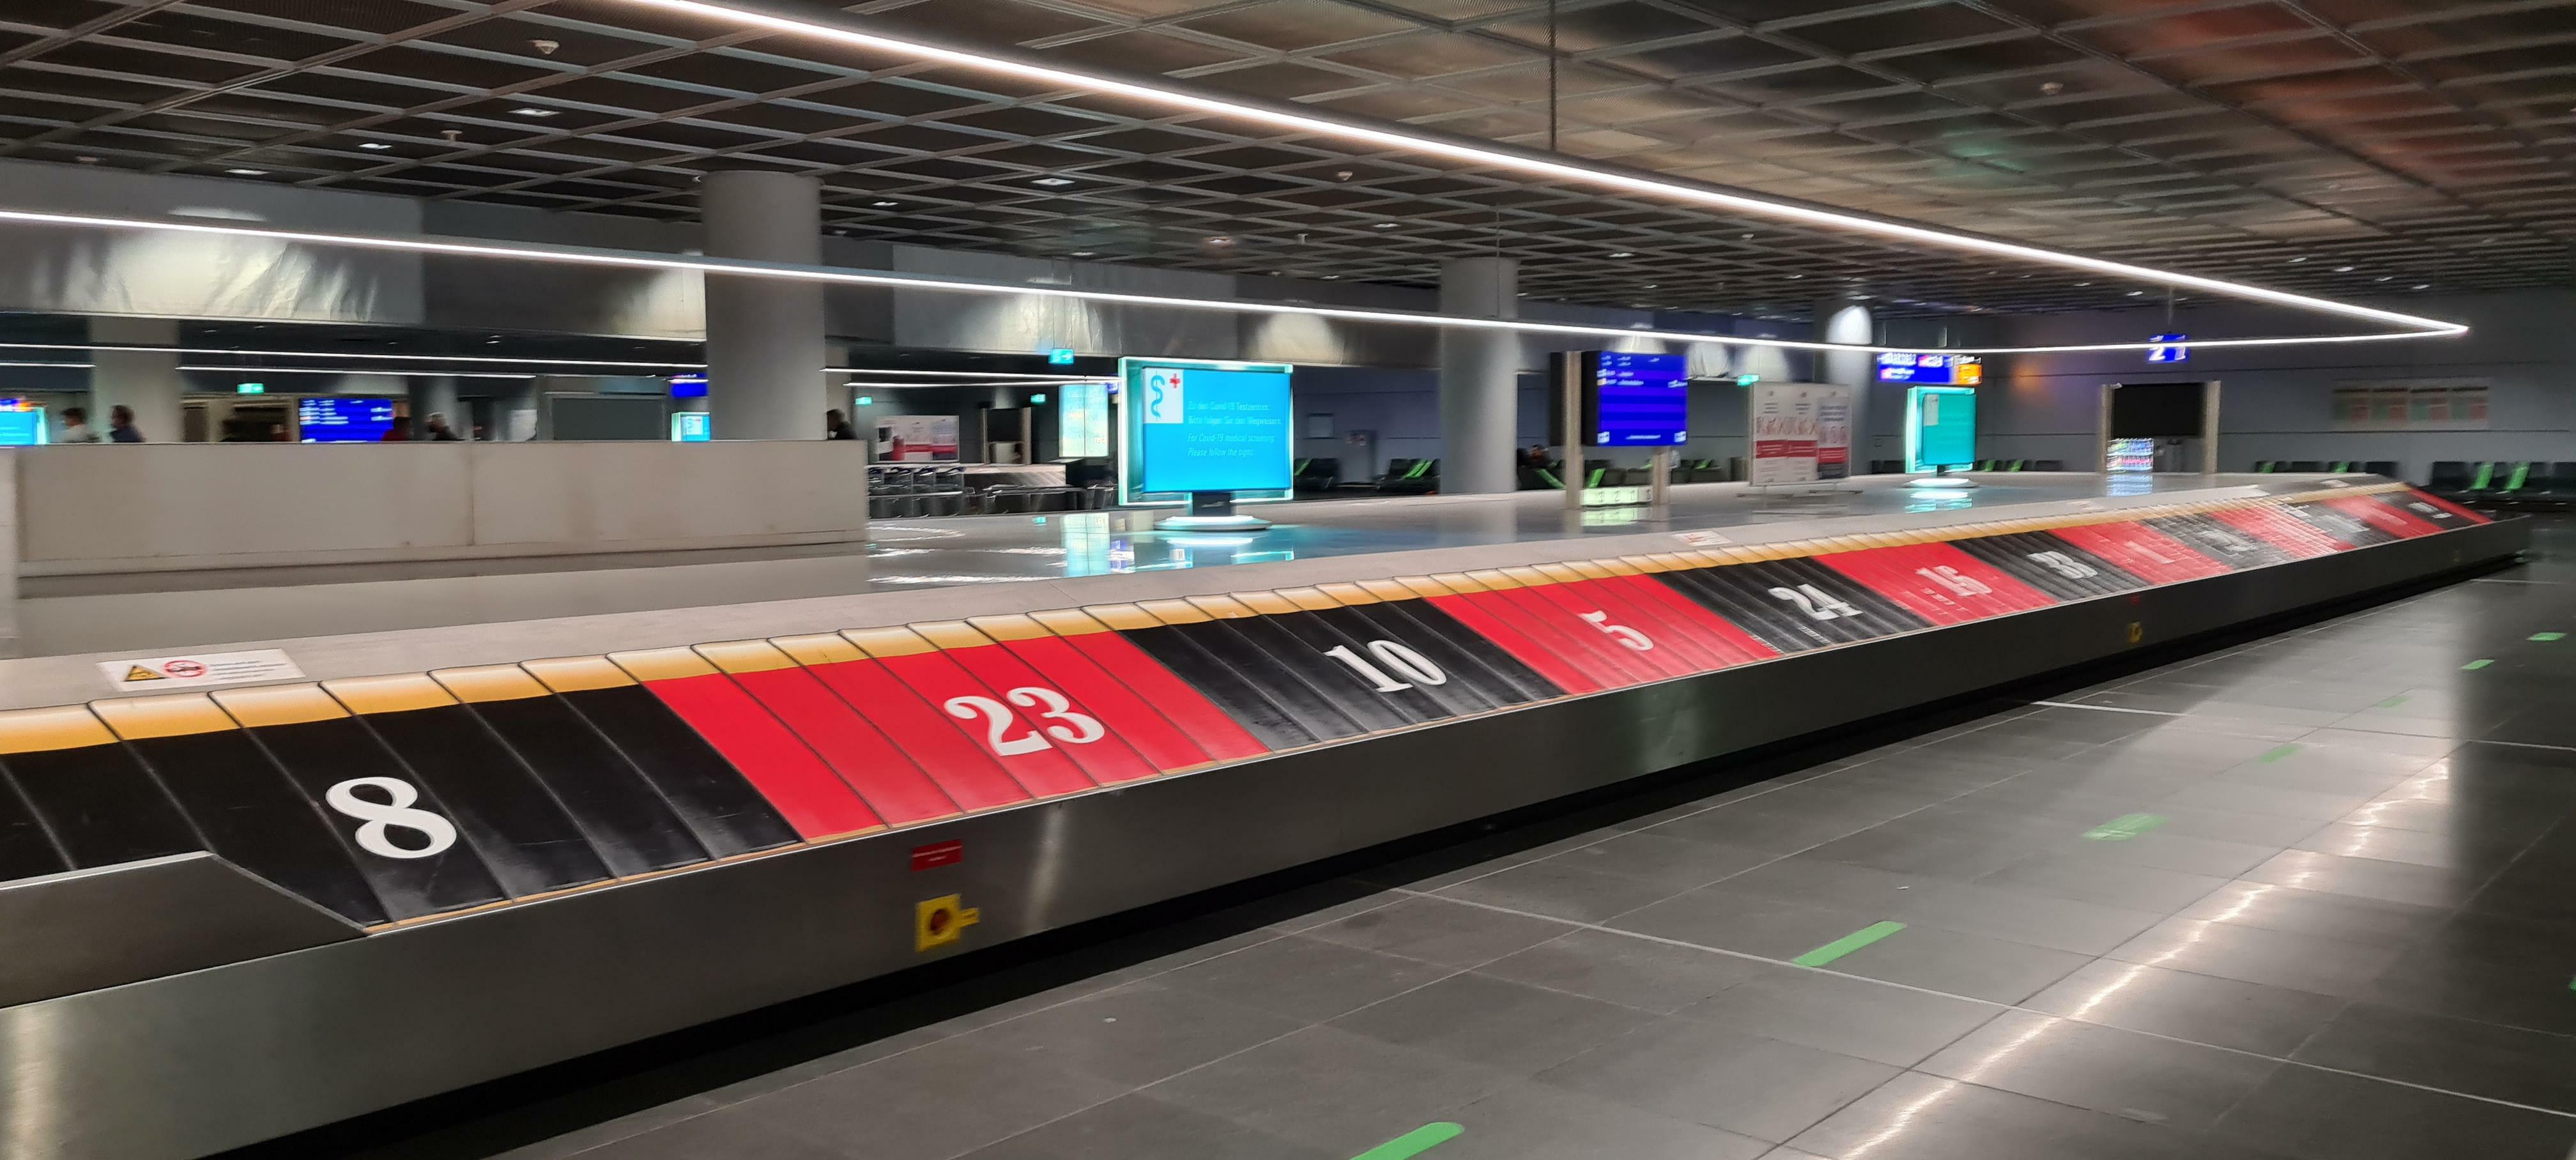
[910, 839, 965, 871]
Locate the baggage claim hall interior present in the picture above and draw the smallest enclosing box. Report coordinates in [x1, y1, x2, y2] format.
[0, 2, 2572, 1159]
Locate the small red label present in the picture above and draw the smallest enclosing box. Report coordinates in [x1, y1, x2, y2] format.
[910, 839, 965, 871]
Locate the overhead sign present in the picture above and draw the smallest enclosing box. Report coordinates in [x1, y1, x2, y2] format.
[236, 382, 266, 395]
[1876, 352, 1983, 386]
[100, 648, 304, 691]
[2146, 334, 2189, 363]
[296, 397, 396, 443]
[1048, 348, 1077, 365]
[1581, 351, 1689, 447]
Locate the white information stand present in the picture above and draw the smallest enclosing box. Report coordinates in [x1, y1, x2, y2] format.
[1748, 381, 1855, 492]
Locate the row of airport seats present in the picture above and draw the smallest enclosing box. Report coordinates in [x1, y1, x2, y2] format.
[2428, 461, 2576, 509]
[2251, 461, 2399, 475]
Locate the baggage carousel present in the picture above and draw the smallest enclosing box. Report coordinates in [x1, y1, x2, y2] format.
[0, 475, 2524, 1159]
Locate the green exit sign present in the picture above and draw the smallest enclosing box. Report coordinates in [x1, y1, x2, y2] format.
[1735, 374, 1760, 387]
[236, 382, 266, 394]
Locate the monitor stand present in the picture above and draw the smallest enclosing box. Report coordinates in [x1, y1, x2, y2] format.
[1906, 464, 1979, 490]
[1157, 491, 1272, 531]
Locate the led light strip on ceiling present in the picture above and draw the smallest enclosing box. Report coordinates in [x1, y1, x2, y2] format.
[825, 368, 1112, 379]
[611, 0, 2465, 345]
[176, 365, 538, 378]
[0, 207, 2456, 357]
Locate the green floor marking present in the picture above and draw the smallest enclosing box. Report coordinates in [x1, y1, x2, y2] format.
[1794, 921, 1906, 967]
[2083, 813, 2167, 841]
[2462, 659, 2494, 671]
[2375, 695, 2411, 709]
[1351, 1123, 1463, 1160]
[2531, 632, 2565, 643]
[2256, 744, 2301, 763]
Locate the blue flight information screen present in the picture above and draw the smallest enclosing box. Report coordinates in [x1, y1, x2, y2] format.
[298, 397, 397, 442]
[1585, 351, 1688, 446]
[1131, 362, 1293, 493]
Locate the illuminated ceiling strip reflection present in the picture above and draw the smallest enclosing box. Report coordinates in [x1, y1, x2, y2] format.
[0, 342, 699, 370]
[0, 208, 2461, 355]
[617, 0, 2465, 343]
[176, 365, 537, 379]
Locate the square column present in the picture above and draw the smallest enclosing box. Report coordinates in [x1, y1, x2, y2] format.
[1438, 256, 1520, 495]
[702, 171, 829, 441]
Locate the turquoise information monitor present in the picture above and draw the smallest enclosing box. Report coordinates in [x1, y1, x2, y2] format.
[1117, 357, 1295, 507]
[1906, 385, 1977, 473]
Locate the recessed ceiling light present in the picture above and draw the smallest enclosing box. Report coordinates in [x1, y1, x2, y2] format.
[2288, 257, 2307, 264]
[871, 200, 898, 208]
[225, 168, 266, 176]
[1371, 222, 1398, 229]
[1641, 284, 1658, 289]
[357, 142, 392, 151]
[1206, 236, 1232, 245]
[1069, 250, 1095, 257]
[510, 107, 560, 118]
[2075, 281, 2092, 287]
[1031, 177, 1075, 187]
[1786, 273, 1803, 279]
[2375, 275, 2393, 282]
[2334, 266, 2355, 272]
[2413, 284, 2431, 290]
[1607, 251, 1634, 258]
[2126, 289, 2144, 296]
[1321, 274, 1340, 279]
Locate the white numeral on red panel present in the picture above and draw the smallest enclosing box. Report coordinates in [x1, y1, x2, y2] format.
[944, 688, 1105, 756]
[1768, 584, 1863, 621]
[326, 777, 458, 860]
[1916, 565, 1993, 597]
[1322, 640, 1448, 692]
[1579, 610, 1653, 651]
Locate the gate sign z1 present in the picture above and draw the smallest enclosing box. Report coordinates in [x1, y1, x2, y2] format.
[2147, 334, 2189, 364]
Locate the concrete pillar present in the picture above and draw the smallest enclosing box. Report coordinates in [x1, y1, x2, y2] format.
[411, 376, 464, 439]
[1816, 300, 1874, 468]
[702, 171, 828, 441]
[1438, 256, 1520, 495]
[88, 317, 185, 443]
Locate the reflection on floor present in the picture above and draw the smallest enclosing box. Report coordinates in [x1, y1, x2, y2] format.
[232, 517, 2576, 1160]
[27, 473, 2267, 657]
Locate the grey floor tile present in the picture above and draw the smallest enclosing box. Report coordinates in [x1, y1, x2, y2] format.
[2211, 1061, 2576, 1160]
[2293, 1001, 2576, 1115]
[1537, 1020, 1899, 1143]
[1678, 966, 2000, 1067]
[958, 1092, 1332, 1160]
[1919, 1011, 2281, 1133]
[1884, 878, 2169, 957]
[1475, 928, 1772, 1014]
[2161, 779, 2375, 823]
[2107, 916, 2405, 998]
[1974, 852, 2231, 914]
[1139, 1026, 1515, 1157]
[1824, 920, 2094, 1005]
[1790, 1072, 2191, 1160]
[1431, 858, 1685, 923]
[1535, 830, 1779, 889]
[1303, 895, 1572, 968]
[1154, 933, 1456, 1023]
[1607, 883, 1890, 961]
[2048, 826, 2288, 878]
[1328, 972, 1656, 1075]
[741, 1037, 1131, 1160]
[2174, 880, 2450, 951]
[574, 1107, 857, 1160]
[946, 981, 1307, 1088]
[2023, 959, 2349, 1058]
[1433, 1080, 1772, 1159]
[485, 1097, 727, 1160]
[2239, 848, 2484, 908]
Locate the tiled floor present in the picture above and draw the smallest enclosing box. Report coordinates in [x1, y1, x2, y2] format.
[267, 519, 2576, 1160]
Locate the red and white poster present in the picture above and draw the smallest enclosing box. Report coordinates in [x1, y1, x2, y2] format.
[875, 415, 960, 462]
[1748, 383, 1851, 486]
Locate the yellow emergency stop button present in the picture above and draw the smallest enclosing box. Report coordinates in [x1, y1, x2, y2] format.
[916, 894, 981, 952]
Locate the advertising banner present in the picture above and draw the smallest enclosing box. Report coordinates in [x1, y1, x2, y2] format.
[1749, 383, 1850, 486]
[875, 415, 960, 462]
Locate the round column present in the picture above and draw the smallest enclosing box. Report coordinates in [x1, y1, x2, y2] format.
[88, 316, 185, 443]
[702, 171, 829, 441]
[1816, 300, 1874, 468]
[1438, 256, 1521, 495]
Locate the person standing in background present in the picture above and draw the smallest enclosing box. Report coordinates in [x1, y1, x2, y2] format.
[57, 406, 99, 443]
[424, 413, 463, 441]
[825, 409, 858, 440]
[107, 405, 142, 443]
